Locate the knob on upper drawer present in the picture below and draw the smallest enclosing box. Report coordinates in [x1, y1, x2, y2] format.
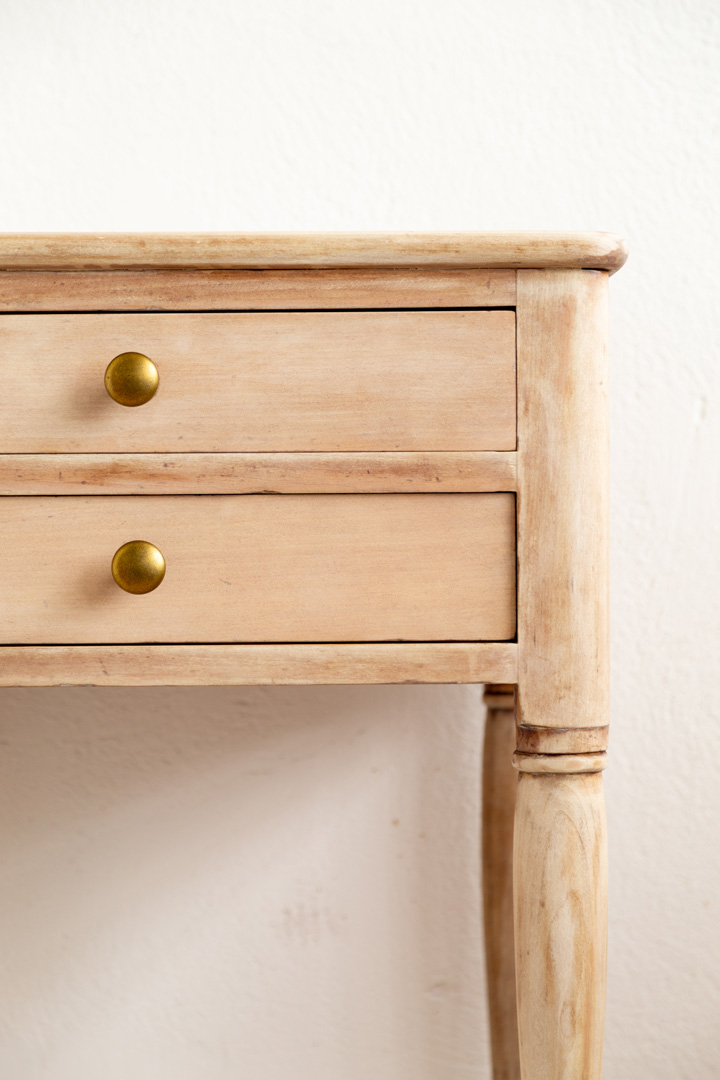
[104, 352, 159, 407]
[111, 540, 166, 594]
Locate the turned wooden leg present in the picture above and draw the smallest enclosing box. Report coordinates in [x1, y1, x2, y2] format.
[482, 685, 521, 1080]
[512, 753, 608, 1080]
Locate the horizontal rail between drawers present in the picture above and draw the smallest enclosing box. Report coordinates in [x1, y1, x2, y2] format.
[0, 452, 518, 495]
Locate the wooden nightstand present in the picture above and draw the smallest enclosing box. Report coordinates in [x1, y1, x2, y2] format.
[0, 231, 627, 1079]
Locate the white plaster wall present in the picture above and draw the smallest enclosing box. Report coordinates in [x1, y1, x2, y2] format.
[1, 0, 718, 1076]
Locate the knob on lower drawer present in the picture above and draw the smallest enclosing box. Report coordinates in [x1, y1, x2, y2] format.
[105, 352, 159, 406]
[111, 541, 166, 594]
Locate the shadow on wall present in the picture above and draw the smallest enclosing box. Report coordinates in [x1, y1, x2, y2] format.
[0, 683, 490, 1079]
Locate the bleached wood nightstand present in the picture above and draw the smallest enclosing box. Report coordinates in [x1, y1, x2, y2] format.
[0, 231, 626, 1079]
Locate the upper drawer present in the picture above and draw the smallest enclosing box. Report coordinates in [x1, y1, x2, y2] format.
[0, 310, 516, 452]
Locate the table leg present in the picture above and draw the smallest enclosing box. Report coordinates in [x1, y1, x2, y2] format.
[512, 755, 608, 1080]
[482, 685, 521, 1079]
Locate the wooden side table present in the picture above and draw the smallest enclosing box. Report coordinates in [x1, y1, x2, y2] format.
[0, 231, 627, 1079]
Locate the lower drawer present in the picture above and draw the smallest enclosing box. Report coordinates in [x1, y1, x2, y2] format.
[0, 494, 516, 644]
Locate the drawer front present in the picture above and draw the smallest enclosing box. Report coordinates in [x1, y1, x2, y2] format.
[0, 311, 516, 452]
[0, 494, 516, 644]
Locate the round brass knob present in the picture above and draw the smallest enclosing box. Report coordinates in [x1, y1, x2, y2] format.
[104, 352, 159, 407]
[111, 540, 166, 594]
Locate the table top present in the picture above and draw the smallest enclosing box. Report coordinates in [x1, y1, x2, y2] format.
[0, 231, 628, 272]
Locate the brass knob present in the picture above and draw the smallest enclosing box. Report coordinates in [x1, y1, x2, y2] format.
[111, 541, 166, 594]
[105, 352, 159, 407]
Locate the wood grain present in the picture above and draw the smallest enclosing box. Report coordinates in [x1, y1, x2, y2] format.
[0, 232, 628, 272]
[516, 270, 609, 731]
[0, 451, 517, 495]
[0, 310, 516, 452]
[516, 725, 609, 755]
[0, 493, 516, 645]
[0, 268, 516, 312]
[512, 752, 607, 774]
[0, 642, 518, 686]
[514, 772, 607, 1080]
[482, 686, 521, 1080]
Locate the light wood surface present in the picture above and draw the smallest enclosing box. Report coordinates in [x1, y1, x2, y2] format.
[514, 772, 607, 1080]
[0, 268, 516, 311]
[482, 687, 521, 1080]
[0, 493, 516, 645]
[0, 642, 518, 686]
[512, 752, 607, 774]
[516, 270, 609, 732]
[516, 725, 609, 755]
[0, 232, 628, 271]
[0, 451, 517, 495]
[0, 310, 516, 453]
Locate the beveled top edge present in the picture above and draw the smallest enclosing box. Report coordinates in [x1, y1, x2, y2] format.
[0, 231, 628, 273]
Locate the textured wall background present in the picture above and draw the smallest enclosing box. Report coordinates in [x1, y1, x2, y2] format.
[1, 1, 718, 1077]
